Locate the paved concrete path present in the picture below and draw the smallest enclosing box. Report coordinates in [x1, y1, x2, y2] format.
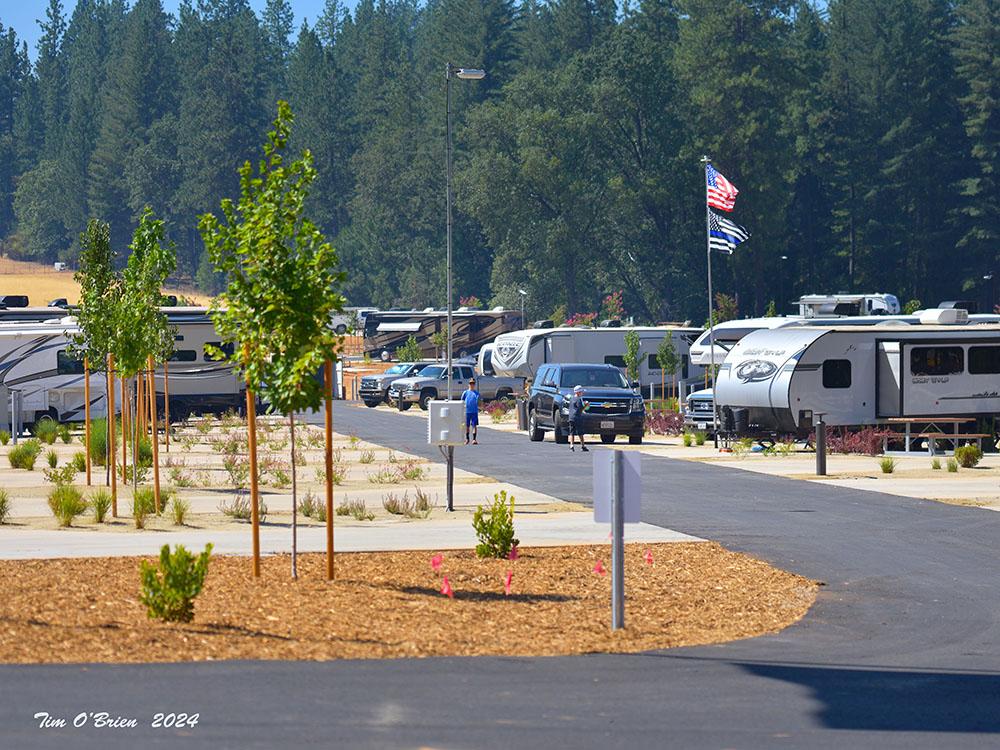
[2, 401, 999, 749]
[0, 515, 698, 559]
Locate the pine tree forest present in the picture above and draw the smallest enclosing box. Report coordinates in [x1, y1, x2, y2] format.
[0, 0, 998, 322]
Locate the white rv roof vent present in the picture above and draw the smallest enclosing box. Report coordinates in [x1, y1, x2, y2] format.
[919, 308, 968, 325]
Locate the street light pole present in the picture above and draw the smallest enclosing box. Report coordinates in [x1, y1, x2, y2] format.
[518, 289, 527, 329]
[445, 63, 485, 512]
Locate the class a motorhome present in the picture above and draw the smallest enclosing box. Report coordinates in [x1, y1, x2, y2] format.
[488, 326, 704, 388]
[363, 308, 523, 361]
[714, 310, 1000, 435]
[0, 308, 245, 425]
[796, 292, 901, 318]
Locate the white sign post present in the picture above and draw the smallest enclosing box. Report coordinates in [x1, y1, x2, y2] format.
[593, 449, 641, 630]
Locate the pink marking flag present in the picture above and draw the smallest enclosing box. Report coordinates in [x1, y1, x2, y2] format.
[508, 545, 519, 561]
[504, 570, 513, 596]
[430, 553, 444, 572]
[593, 560, 607, 576]
[643, 549, 654, 566]
[441, 576, 454, 598]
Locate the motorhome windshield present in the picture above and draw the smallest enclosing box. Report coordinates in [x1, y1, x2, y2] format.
[559, 368, 630, 388]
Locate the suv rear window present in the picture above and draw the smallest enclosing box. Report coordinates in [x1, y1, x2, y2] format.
[559, 368, 629, 389]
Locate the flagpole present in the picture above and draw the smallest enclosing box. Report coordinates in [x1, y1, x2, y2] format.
[701, 156, 718, 440]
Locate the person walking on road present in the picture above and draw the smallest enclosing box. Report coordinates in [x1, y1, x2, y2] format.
[463, 378, 481, 445]
[568, 384, 588, 452]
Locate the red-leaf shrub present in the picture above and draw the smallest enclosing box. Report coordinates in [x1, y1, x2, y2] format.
[806, 426, 894, 455]
[646, 410, 684, 436]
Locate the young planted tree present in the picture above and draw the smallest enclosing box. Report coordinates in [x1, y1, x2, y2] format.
[200, 101, 345, 579]
[113, 208, 177, 512]
[622, 329, 647, 384]
[656, 334, 680, 403]
[71, 220, 121, 510]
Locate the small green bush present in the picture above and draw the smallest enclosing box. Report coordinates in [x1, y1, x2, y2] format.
[34, 417, 59, 445]
[298, 492, 320, 518]
[947, 458, 959, 473]
[879, 457, 896, 474]
[312, 495, 327, 523]
[954, 444, 983, 469]
[472, 490, 519, 559]
[931, 458, 941, 470]
[358, 449, 376, 464]
[695, 431, 707, 446]
[399, 461, 426, 481]
[44, 464, 77, 486]
[57, 423, 72, 444]
[0, 430, 10, 445]
[170, 495, 190, 526]
[0, 488, 10, 524]
[48, 485, 87, 527]
[71, 451, 87, 473]
[337, 496, 372, 521]
[8, 439, 42, 470]
[89, 418, 108, 466]
[46, 449, 58, 468]
[218, 492, 268, 523]
[90, 489, 111, 523]
[413, 487, 436, 517]
[382, 491, 411, 515]
[139, 543, 213, 623]
[682, 432, 693, 447]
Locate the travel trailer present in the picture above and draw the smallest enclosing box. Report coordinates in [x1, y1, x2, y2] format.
[796, 293, 901, 318]
[0, 308, 245, 426]
[363, 308, 523, 360]
[488, 326, 704, 390]
[714, 312, 1000, 436]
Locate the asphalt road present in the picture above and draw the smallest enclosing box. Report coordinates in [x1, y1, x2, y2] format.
[2, 402, 999, 749]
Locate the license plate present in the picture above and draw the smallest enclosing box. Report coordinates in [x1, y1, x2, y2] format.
[697, 422, 706, 430]
[601, 420, 614, 429]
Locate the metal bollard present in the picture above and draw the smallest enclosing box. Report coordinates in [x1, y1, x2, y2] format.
[815, 412, 827, 476]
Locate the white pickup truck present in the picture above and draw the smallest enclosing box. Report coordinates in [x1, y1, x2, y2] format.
[388, 364, 524, 411]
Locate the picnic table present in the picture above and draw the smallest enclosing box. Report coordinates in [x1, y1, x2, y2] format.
[882, 417, 990, 456]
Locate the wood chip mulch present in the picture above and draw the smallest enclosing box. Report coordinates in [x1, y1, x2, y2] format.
[0, 544, 816, 663]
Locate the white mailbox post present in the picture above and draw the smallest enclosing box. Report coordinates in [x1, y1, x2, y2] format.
[428, 401, 465, 511]
[593, 449, 641, 631]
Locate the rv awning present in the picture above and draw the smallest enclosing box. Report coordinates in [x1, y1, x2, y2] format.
[376, 322, 422, 332]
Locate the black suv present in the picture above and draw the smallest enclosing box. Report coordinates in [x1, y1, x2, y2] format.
[527, 363, 645, 445]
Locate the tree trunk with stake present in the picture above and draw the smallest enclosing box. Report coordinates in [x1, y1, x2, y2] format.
[289, 414, 298, 580]
[120, 375, 128, 483]
[84, 358, 92, 486]
[148, 356, 161, 514]
[163, 359, 170, 452]
[107, 354, 117, 516]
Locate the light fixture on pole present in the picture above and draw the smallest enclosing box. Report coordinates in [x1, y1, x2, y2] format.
[518, 289, 527, 329]
[444, 62, 485, 512]
[780, 256, 788, 316]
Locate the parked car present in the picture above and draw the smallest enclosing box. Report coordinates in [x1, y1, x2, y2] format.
[526, 363, 645, 445]
[388, 364, 524, 411]
[683, 387, 715, 434]
[358, 361, 433, 407]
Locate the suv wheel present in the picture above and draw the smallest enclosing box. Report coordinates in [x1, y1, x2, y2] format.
[419, 390, 436, 411]
[528, 409, 544, 442]
[600, 434, 616, 444]
[363, 400, 379, 408]
[553, 414, 569, 445]
[628, 433, 643, 445]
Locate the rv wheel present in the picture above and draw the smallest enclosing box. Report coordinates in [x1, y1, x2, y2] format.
[335, 323, 348, 335]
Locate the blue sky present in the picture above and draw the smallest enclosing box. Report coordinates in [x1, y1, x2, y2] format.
[1, 1, 342, 59]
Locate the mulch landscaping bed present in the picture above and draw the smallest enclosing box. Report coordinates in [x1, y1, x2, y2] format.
[0, 544, 816, 663]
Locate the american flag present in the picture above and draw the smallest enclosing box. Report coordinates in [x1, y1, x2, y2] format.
[709, 210, 750, 254]
[706, 164, 738, 212]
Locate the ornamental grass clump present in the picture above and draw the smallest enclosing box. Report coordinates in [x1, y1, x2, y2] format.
[0, 488, 10, 524]
[139, 543, 213, 623]
[89, 418, 108, 466]
[90, 489, 111, 523]
[33, 417, 59, 445]
[931, 458, 941, 470]
[8, 439, 42, 470]
[71, 451, 87, 473]
[954, 444, 983, 469]
[170, 496, 190, 526]
[48, 485, 87, 527]
[0, 429, 9, 445]
[879, 457, 896, 474]
[472, 490, 519, 559]
[46, 449, 58, 468]
[947, 458, 959, 473]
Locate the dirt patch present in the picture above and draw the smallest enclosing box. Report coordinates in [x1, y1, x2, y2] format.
[0, 544, 815, 663]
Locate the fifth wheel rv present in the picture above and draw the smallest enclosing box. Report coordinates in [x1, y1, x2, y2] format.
[714, 314, 1000, 436]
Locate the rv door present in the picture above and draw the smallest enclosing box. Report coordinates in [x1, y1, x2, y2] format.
[876, 341, 901, 417]
[546, 334, 574, 364]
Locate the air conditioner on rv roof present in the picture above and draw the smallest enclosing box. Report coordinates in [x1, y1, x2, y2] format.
[919, 308, 969, 325]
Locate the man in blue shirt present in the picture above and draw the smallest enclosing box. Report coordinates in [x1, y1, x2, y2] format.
[462, 378, 481, 445]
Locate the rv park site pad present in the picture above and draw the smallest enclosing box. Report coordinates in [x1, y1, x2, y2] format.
[0, 544, 815, 663]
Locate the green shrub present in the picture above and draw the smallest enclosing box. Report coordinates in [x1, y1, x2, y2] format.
[399, 460, 426, 481]
[218, 492, 268, 522]
[336, 496, 372, 521]
[137, 436, 153, 468]
[34, 417, 59, 445]
[298, 491, 320, 518]
[46, 449, 58, 468]
[0, 430, 9, 445]
[413, 487, 436, 517]
[139, 543, 213, 623]
[472, 490, 519, 559]
[48, 485, 87, 527]
[90, 489, 111, 523]
[954, 444, 983, 469]
[0, 488, 10, 524]
[367, 466, 400, 484]
[89, 418, 108, 466]
[947, 458, 959, 473]
[682, 432, 693, 447]
[312, 495, 327, 523]
[170, 495, 190, 526]
[71, 451, 87, 473]
[44, 464, 77, 486]
[382, 491, 411, 515]
[695, 431, 707, 446]
[930, 458, 941, 470]
[57, 424, 72, 444]
[358, 449, 375, 464]
[879, 457, 896, 474]
[8, 440, 42, 470]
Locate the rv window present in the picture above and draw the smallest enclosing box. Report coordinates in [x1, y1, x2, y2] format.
[969, 346, 1000, 375]
[822, 360, 851, 389]
[56, 350, 85, 375]
[204, 342, 235, 361]
[604, 355, 627, 369]
[910, 347, 964, 376]
[481, 349, 494, 375]
[169, 350, 197, 362]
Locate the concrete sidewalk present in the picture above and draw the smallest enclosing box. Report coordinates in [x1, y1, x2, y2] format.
[0, 514, 702, 559]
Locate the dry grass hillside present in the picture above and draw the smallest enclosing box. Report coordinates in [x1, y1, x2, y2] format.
[0, 258, 211, 306]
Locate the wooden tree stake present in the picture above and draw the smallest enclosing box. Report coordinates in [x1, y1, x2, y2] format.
[325, 360, 335, 580]
[108, 354, 117, 517]
[247, 384, 261, 578]
[84, 358, 92, 486]
[148, 356, 161, 514]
